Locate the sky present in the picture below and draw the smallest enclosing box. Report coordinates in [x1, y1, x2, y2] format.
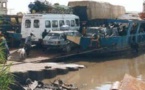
[7, 0, 143, 14]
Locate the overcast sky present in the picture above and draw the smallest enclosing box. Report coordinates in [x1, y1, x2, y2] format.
[7, 0, 143, 14]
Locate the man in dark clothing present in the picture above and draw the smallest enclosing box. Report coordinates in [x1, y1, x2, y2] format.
[24, 33, 34, 57]
[42, 29, 48, 39]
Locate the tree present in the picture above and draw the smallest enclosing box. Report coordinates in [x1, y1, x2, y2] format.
[17, 12, 23, 16]
[54, 3, 59, 6]
[0, 44, 14, 90]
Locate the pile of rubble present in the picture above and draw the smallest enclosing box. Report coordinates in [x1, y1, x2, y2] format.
[110, 74, 145, 90]
[23, 78, 78, 90]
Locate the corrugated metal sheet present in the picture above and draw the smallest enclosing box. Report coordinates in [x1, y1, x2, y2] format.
[68, 1, 126, 19]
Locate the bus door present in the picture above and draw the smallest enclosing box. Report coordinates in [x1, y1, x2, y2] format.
[22, 19, 32, 38]
[31, 19, 42, 41]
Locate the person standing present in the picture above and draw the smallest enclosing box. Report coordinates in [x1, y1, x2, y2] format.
[0, 33, 9, 61]
[110, 25, 119, 37]
[82, 27, 87, 36]
[24, 33, 34, 57]
[42, 29, 48, 39]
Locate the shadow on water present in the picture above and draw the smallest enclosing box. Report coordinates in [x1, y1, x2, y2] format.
[9, 45, 145, 65]
[56, 47, 145, 63]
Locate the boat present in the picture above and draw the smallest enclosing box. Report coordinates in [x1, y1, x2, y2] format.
[67, 19, 145, 54]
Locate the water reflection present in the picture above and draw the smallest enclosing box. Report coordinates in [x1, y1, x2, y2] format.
[43, 53, 145, 90]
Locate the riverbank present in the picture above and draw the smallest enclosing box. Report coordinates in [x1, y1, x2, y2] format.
[7, 46, 145, 90]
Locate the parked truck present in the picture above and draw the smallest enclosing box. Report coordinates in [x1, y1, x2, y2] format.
[68, 1, 126, 27]
[0, 15, 22, 47]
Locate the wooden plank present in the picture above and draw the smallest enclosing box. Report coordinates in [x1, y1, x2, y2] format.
[67, 36, 81, 45]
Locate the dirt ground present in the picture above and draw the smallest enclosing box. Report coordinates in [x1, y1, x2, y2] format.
[7, 48, 60, 64]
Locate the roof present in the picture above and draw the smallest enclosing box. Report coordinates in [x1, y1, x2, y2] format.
[23, 14, 79, 19]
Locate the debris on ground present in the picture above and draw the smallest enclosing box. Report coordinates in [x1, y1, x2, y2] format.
[110, 74, 145, 90]
[23, 78, 78, 90]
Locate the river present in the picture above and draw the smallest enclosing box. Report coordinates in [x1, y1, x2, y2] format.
[43, 50, 145, 90]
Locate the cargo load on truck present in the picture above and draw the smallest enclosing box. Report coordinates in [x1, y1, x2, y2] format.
[68, 1, 126, 20]
[118, 13, 141, 20]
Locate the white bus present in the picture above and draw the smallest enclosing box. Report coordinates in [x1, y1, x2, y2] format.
[21, 14, 80, 43]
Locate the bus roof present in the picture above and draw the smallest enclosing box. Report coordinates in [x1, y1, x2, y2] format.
[23, 14, 79, 19]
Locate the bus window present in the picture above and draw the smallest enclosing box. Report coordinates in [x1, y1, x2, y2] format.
[59, 20, 64, 27]
[71, 20, 75, 27]
[25, 19, 31, 28]
[66, 20, 70, 26]
[52, 20, 58, 28]
[139, 23, 145, 33]
[34, 20, 39, 28]
[45, 20, 51, 28]
[130, 23, 138, 35]
[75, 19, 80, 26]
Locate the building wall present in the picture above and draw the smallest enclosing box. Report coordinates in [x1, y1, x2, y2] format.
[143, 2, 145, 12]
[0, 0, 7, 15]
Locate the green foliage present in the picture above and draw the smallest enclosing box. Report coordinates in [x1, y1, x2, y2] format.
[29, 0, 52, 13]
[0, 65, 14, 90]
[28, 1, 72, 14]
[0, 44, 6, 63]
[0, 44, 14, 90]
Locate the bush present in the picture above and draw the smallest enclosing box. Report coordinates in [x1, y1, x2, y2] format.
[0, 45, 14, 90]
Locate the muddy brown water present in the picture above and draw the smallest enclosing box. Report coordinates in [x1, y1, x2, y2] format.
[43, 50, 145, 90]
[9, 47, 145, 90]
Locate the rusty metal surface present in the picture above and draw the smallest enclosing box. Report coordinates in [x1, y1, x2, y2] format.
[119, 74, 145, 90]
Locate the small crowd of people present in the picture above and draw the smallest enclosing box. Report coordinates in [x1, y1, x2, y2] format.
[97, 23, 127, 37]
[82, 23, 128, 39]
[81, 23, 128, 48]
